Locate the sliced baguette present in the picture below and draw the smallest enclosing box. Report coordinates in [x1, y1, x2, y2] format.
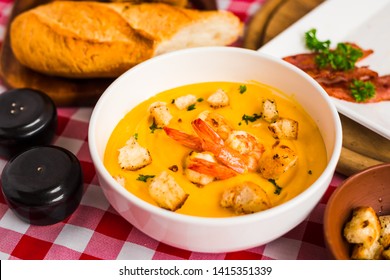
[109, 0, 189, 7]
[10, 1, 242, 78]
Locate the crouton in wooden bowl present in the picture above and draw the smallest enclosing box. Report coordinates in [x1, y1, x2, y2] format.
[88, 47, 342, 253]
[324, 163, 390, 260]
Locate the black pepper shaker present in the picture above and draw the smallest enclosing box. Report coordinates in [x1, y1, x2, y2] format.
[1, 145, 83, 225]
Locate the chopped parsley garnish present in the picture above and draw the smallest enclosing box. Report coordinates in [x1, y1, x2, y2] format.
[187, 104, 196, 111]
[239, 85, 247, 94]
[133, 133, 139, 140]
[197, 97, 204, 102]
[136, 174, 155, 182]
[305, 28, 330, 52]
[305, 28, 363, 71]
[241, 113, 261, 124]
[350, 79, 376, 102]
[268, 179, 282, 195]
[305, 29, 376, 101]
[149, 121, 162, 133]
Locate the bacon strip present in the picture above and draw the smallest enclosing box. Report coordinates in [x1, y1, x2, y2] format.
[373, 75, 390, 102]
[283, 44, 390, 103]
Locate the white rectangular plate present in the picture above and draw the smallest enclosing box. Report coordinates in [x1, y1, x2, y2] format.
[259, 0, 390, 139]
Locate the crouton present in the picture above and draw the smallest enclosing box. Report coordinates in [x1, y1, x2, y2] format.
[258, 143, 298, 180]
[343, 208, 390, 260]
[220, 181, 271, 214]
[379, 215, 390, 248]
[118, 136, 152, 170]
[343, 206, 388, 259]
[382, 249, 390, 260]
[268, 118, 298, 140]
[174, 94, 197, 110]
[261, 99, 278, 123]
[207, 89, 229, 108]
[351, 240, 383, 260]
[149, 101, 172, 126]
[148, 171, 189, 211]
[343, 206, 381, 246]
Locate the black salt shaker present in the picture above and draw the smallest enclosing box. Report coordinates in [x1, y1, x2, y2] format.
[0, 88, 57, 158]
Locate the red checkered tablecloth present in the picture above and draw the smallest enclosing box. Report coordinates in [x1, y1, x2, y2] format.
[0, 0, 346, 260]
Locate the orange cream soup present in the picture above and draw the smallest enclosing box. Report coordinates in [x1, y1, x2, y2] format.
[104, 81, 327, 217]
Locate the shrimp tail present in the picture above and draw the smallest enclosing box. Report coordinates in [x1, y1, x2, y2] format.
[163, 126, 203, 151]
[187, 157, 238, 180]
[191, 118, 247, 174]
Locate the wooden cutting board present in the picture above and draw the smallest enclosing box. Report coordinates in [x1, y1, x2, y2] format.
[0, 0, 216, 107]
[243, 0, 390, 176]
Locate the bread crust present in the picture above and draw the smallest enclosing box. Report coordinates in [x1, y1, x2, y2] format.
[109, 0, 189, 6]
[10, 1, 242, 78]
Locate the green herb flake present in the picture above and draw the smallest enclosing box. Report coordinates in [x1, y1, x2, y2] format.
[325, 43, 363, 71]
[187, 104, 196, 111]
[241, 113, 261, 125]
[149, 121, 161, 133]
[197, 97, 204, 102]
[305, 28, 330, 52]
[133, 133, 139, 140]
[350, 79, 376, 102]
[268, 179, 282, 195]
[136, 174, 155, 182]
[239, 85, 247, 94]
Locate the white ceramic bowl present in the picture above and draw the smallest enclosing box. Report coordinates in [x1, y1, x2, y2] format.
[88, 47, 342, 253]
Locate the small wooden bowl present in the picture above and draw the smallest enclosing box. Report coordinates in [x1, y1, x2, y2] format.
[324, 163, 390, 259]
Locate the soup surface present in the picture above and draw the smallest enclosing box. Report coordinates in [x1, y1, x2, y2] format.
[104, 81, 327, 217]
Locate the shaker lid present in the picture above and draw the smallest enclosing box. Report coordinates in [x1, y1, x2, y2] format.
[1, 145, 83, 225]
